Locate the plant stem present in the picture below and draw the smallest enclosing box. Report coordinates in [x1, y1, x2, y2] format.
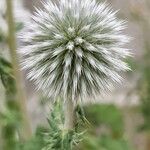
[64, 99, 75, 131]
[6, 0, 32, 140]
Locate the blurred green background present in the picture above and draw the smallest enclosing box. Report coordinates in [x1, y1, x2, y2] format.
[0, 0, 150, 150]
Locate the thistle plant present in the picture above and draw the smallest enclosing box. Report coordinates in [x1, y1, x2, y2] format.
[43, 100, 84, 150]
[20, 0, 131, 149]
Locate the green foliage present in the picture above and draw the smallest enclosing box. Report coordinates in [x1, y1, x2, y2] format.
[84, 104, 124, 137]
[43, 101, 83, 150]
[0, 109, 20, 127]
[99, 135, 131, 150]
[139, 44, 150, 131]
[0, 56, 20, 150]
[77, 104, 134, 150]
[79, 134, 133, 150]
[14, 101, 86, 150]
[0, 29, 6, 43]
[0, 56, 12, 76]
[16, 127, 45, 150]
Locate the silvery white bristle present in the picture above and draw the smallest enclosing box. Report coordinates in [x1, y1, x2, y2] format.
[20, 0, 131, 102]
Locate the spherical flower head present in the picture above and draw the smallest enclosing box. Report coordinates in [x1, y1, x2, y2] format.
[20, 0, 131, 102]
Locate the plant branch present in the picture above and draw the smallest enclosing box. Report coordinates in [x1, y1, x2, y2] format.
[6, 0, 32, 140]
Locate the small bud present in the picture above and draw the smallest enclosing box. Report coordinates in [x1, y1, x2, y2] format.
[68, 27, 75, 33]
[66, 41, 74, 50]
[75, 37, 84, 45]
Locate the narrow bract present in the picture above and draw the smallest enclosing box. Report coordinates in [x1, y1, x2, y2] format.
[20, 0, 131, 102]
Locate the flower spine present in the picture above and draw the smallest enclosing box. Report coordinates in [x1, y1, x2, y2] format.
[20, 0, 131, 103]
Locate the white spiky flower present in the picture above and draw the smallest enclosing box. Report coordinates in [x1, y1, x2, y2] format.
[20, 0, 131, 102]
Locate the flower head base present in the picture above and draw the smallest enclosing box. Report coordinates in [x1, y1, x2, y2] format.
[20, 0, 131, 102]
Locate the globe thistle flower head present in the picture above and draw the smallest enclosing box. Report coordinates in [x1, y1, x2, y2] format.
[20, 0, 131, 102]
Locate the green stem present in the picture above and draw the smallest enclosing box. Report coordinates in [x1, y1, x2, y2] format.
[6, 0, 32, 140]
[64, 99, 75, 131]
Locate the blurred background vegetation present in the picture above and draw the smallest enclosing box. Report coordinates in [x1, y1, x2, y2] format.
[0, 0, 150, 150]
